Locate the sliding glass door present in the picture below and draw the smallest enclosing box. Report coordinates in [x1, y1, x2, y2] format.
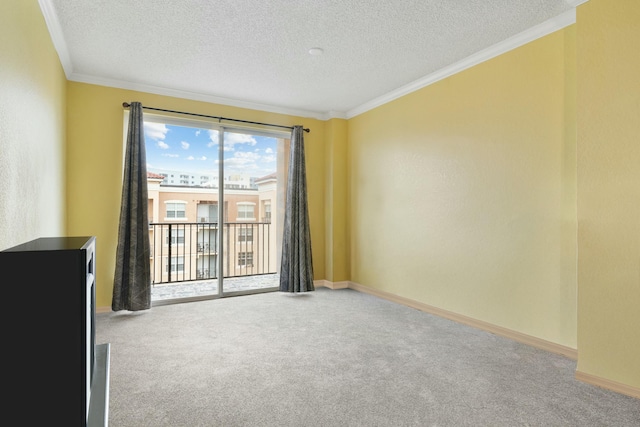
[142, 115, 288, 304]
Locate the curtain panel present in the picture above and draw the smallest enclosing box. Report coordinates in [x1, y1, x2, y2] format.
[112, 102, 152, 311]
[279, 126, 314, 293]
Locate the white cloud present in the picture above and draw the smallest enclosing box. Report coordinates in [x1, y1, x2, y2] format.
[207, 130, 219, 147]
[226, 133, 257, 146]
[144, 122, 169, 141]
[187, 156, 195, 161]
[235, 151, 260, 161]
[162, 153, 179, 158]
[224, 151, 262, 170]
[225, 158, 260, 170]
[224, 133, 257, 151]
[265, 147, 274, 154]
[207, 131, 259, 153]
[181, 141, 190, 150]
[195, 130, 201, 136]
[262, 155, 276, 163]
[157, 141, 169, 149]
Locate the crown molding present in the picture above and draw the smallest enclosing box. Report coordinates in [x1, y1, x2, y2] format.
[564, 0, 589, 7]
[38, 0, 330, 121]
[346, 8, 577, 119]
[326, 111, 348, 120]
[39, 0, 73, 77]
[68, 73, 330, 121]
[40, 1, 584, 122]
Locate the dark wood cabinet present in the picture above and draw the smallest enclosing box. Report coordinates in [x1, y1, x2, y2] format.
[0, 236, 109, 426]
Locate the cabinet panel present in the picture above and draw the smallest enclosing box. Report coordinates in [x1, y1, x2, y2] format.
[0, 236, 108, 426]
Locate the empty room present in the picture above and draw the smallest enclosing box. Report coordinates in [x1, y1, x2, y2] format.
[1, 1, 638, 425]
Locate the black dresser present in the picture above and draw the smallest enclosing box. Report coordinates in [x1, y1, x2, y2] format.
[0, 236, 109, 426]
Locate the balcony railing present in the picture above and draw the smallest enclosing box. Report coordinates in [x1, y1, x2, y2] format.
[149, 222, 275, 285]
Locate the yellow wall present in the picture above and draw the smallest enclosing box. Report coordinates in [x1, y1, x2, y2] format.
[348, 28, 578, 348]
[324, 118, 350, 282]
[66, 83, 326, 307]
[576, 0, 640, 388]
[0, 0, 67, 250]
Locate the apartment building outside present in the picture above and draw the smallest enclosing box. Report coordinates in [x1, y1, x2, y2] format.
[147, 170, 279, 285]
[148, 168, 257, 189]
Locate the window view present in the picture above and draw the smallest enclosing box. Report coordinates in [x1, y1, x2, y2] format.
[237, 203, 255, 220]
[165, 202, 186, 219]
[238, 251, 253, 267]
[143, 117, 286, 301]
[167, 256, 185, 273]
[166, 228, 185, 245]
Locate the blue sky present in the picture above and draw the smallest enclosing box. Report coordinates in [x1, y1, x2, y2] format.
[144, 121, 278, 178]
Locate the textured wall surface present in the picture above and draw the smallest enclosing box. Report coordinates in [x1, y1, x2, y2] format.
[324, 118, 349, 283]
[0, 0, 66, 250]
[576, 0, 640, 388]
[45, 0, 577, 116]
[348, 28, 577, 348]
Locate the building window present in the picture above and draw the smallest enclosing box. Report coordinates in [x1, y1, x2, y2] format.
[238, 227, 253, 242]
[238, 252, 253, 267]
[263, 203, 271, 223]
[166, 256, 185, 272]
[165, 228, 185, 245]
[197, 202, 218, 223]
[166, 202, 186, 219]
[237, 203, 255, 220]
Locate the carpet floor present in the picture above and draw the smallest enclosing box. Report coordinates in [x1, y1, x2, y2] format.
[96, 287, 639, 426]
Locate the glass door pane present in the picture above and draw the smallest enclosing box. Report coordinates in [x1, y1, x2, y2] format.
[142, 116, 286, 304]
[220, 130, 282, 295]
[144, 119, 221, 302]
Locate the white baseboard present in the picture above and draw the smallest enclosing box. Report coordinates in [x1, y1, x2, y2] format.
[315, 280, 349, 290]
[98, 278, 638, 400]
[575, 371, 640, 400]
[324, 280, 578, 360]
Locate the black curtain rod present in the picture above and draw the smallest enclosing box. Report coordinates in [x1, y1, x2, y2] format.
[122, 102, 310, 133]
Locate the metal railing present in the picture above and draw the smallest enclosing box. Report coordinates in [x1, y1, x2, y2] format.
[148, 222, 275, 285]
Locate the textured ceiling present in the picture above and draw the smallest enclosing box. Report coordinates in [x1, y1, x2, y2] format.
[43, 0, 582, 119]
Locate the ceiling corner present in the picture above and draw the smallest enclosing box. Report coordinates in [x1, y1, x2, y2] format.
[38, 0, 73, 78]
[565, 0, 589, 7]
[345, 8, 577, 120]
[326, 111, 348, 121]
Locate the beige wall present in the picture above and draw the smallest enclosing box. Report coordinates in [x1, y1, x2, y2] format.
[154, 189, 258, 222]
[348, 28, 577, 348]
[0, 0, 67, 250]
[576, 0, 640, 389]
[65, 82, 326, 307]
[324, 118, 350, 282]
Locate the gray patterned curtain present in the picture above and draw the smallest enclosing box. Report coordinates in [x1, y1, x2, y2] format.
[280, 126, 314, 293]
[112, 102, 151, 311]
